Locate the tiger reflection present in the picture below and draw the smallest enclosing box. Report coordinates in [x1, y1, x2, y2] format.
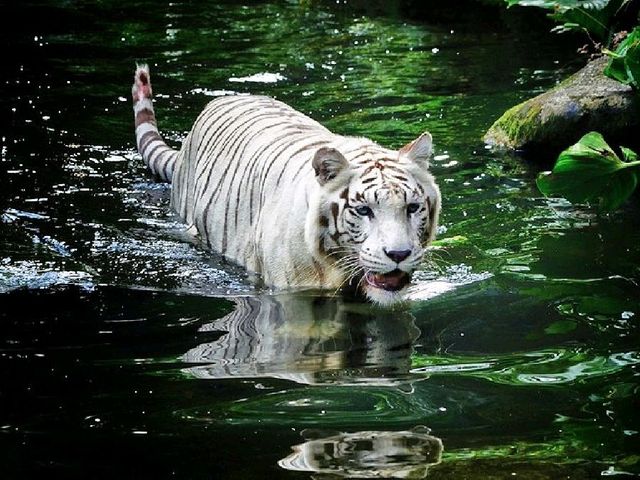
[278, 427, 442, 479]
[181, 294, 420, 385]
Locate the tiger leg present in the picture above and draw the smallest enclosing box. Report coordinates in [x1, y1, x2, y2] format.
[132, 64, 179, 182]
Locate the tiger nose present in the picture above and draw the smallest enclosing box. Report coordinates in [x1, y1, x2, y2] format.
[384, 249, 412, 263]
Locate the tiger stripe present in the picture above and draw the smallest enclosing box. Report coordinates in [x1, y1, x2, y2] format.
[131, 65, 178, 182]
[171, 95, 337, 269]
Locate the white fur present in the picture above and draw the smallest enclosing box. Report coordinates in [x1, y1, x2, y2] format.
[132, 69, 441, 305]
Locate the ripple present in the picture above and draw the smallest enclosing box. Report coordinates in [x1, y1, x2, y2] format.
[411, 349, 640, 386]
[0, 259, 94, 293]
[228, 72, 287, 83]
[2, 208, 50, 222]
[189, 88, 247, 97]
[90, 231, 251, 295]
[407, 264, 492, 301]
[177, 387, 443, 426]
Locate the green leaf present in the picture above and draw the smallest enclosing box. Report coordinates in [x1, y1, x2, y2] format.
[604, 27, 640, 88]
[605, 55, 629, 84]
[505, 1, 609, 8]
[536, 132, 640, 211]
[599, 169, 638, 210]
[505, 0, 623, 40]
[621, 146, 638, 162]
[623, 36, 640, 87]
[551, 8, 607, 38]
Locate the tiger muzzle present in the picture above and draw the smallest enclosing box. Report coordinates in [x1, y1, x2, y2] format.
[365, 269, 412, 292]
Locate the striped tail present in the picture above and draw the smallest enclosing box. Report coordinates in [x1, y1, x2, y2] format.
[132, 64, 178, 182]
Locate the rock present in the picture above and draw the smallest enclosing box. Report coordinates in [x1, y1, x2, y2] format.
[484, 56, 640, 155]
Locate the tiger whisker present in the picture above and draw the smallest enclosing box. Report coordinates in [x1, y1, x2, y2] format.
[331, 263, 364, 296]
[355, 268, 371, 292]
[334, 258, 360, 271]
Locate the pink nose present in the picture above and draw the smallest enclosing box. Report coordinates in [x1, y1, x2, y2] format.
[384, 249, 411, 263]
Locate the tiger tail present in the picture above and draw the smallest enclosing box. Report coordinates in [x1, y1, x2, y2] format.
[131, 64, 179, 182]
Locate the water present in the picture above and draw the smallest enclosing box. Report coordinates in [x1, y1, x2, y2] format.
[1, 1, 639, 478]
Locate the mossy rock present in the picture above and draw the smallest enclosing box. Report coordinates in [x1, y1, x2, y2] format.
[484, 56, 640, 156]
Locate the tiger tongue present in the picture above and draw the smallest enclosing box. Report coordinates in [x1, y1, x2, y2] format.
[366, 270, 411, 291]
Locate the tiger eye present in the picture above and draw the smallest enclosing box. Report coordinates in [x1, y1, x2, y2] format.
[355, 205, 374, 217]
[407, 203, 420, 214]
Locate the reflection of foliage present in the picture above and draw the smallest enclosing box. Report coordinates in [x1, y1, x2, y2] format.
[442, 415, 639, 475]
[411, 347, 639, 386]
[181, 387, 442, 427]
[439, 374, 639, 475]
[537, 131, 640, 210]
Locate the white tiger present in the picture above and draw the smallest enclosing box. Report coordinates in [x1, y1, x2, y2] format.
[131, 64, 441, 305]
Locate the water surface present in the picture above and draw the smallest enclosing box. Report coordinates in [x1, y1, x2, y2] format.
[1, 1, 639, 478]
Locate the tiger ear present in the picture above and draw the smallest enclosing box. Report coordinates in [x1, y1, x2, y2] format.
[312, 147, 349, 185]
[400, 131, 433, 165]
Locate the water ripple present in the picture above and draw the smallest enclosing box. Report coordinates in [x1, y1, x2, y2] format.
[411, 349, 640, 386]
[177, 387, 444, 426]
[0, 259, 94, 293]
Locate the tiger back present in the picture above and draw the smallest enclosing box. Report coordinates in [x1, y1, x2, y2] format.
[171, 95, 337, 280]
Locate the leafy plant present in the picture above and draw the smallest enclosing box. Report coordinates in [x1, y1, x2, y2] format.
[604, 26, 640, 87]
[537, 131, 640, 210]
[503, 3, 640, 211]
[504, 0, 630, 41]
[504, 0, 608, 7]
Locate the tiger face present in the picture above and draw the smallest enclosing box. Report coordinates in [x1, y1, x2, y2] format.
[309, 132, 441, 305]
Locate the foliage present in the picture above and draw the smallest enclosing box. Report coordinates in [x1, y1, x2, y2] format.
[505, 0, 608, 5]
[537, 132, 640, 210]
[505, 0, 631, 41]
[505, 2, 640, 211]
[604, 26, 640, 87]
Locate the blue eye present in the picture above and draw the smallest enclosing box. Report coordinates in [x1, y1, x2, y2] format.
[407, 203, 420, 214]
[355, 205, 373, 217]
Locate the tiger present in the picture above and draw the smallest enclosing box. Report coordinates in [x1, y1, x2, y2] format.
[131, 64, 441, 305]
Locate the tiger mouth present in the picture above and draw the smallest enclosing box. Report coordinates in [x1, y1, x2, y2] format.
[365, 269, 412, 292]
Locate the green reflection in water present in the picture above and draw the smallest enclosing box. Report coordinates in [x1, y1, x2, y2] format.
[411, 349, 640, 386]
[177, 386, 441, 427]
[441, 404, 640, 476]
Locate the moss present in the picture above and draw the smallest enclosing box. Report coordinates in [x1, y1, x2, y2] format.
[484, 56, 639, 155]
[485, 98, 544, 148]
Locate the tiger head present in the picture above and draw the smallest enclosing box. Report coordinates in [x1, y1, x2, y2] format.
[307, 132, 441, 306]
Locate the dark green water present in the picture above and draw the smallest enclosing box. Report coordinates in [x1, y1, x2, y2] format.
[1, 1, 639, 478]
